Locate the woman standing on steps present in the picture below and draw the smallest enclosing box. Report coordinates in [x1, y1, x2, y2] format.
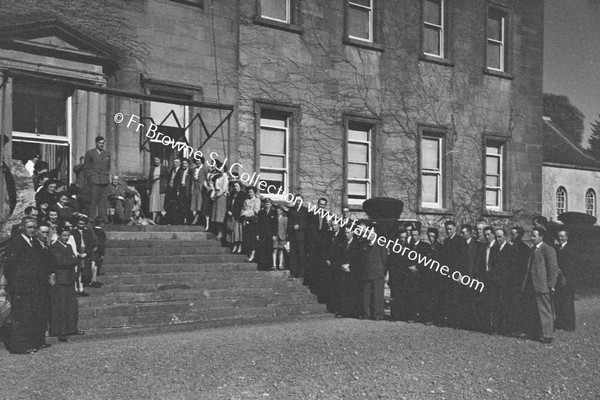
[241, 186, 261, 262]
[210, 160, 229, 241]
[226, 181, 245, 253]
[49, 226, 84, 342]
[189, 156, 208, 226]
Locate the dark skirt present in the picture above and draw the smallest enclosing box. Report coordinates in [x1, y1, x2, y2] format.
[6, 282, 49, 353]
[49, 284, 79, 337]
[200, 188, 212, 216]
[243, 221, 258, 251]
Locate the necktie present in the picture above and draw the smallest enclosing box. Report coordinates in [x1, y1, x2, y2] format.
[79, 230, 86, 252]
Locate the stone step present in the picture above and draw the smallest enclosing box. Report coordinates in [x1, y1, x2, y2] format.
[103, 253, 248, 265]
[77, 286, 312, 307]
[102, 262, 258, 274]
[105, 246, 232, 256]
[69, 313, 334, 342]
[78, 302, 327, 330]
[106, 240, 221, 248]
[92, 276, 303, 294]
[99, 270, 290, 285]
[79, 294, 318, 318]
[106, 225, 211, 233]
[106, 231, 213, 241]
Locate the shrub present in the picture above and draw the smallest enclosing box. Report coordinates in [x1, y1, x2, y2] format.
[557, 212, 597, 226]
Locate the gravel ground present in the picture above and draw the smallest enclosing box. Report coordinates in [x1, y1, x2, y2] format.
[2, 292, 600, 400]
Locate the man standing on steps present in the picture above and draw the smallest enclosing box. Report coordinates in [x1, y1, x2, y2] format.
[287, 194, 308, 280]
[84, 136, 111, 223]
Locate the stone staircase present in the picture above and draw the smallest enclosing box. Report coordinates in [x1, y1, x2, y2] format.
[76, 225, 328, 338]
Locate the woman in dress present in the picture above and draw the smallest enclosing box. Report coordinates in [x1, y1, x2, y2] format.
[147, 156, 168, 223]
[49, 226, 83, 342]
[202, 163, 215, 232]
[226, 181, 245, 253]
[189, 157, 207, 225]
[241, 186, 261, 262]
[210, 160, 229, 241]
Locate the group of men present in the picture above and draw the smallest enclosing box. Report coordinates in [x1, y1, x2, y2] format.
[284, 196, 576, 344]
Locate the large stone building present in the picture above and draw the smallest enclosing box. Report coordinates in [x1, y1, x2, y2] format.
[0, 0, 544, 226]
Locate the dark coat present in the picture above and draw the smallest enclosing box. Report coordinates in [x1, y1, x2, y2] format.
[441, 234, 467, 272]
[511, 240, 530, 287]
[175, 168, 193, 199]
[556, 242, 577, 286]
[50, 241, 78, 285]
[227, 190, 245, 222]
[147, 164, 169, 194]
[362, 241, 388, 281]
[257, 207, 278, 239]
[83, 148, 111, 185]
[489, 242, 513, 288]
[71, 228, 96, 262]
[287, 205, 308, 241]
[465, 239, 478, 277]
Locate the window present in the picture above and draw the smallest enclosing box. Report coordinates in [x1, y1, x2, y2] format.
[260, 0, 290, 23]
[346, 122, 372, 206]
[421, 135, 443, 208]
[347, 0, 373, 42]
[147, 94, 190, 162]
[423, 0, 445, 58]
[586, 189, 596, 216]
[556, 187, 567, 218]
[485, 143, 503, 211]
[259, 110, 290, 193]
[486, 7, 507, 71]
[169, 0, 204, 8]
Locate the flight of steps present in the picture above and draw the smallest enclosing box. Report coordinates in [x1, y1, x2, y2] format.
[76, 225, 328, 338]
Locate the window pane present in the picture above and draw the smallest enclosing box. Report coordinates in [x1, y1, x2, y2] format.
[423, 26, 441, 55]
[422, 138, 440, 170]
[260, 154, 285, 169]
[424, 0, 441, 25]
[487, 42, 501, 69]
[487, 14, 502, 40]
[486, 189, 499, 207]
[422, 174, 439, 203]
[261, 0, 288, 22]
[486, 145, 501, 155]
[348, 163, 368, 179]
[486, 156, 500, 175]
[348, 143, 368, 163]
[348, 182, 368, 197]
[348, 128, 369, 142]
[260, 128, 286, 154]
[151, 102, 186, 128]
[13, 83, 68, 136]
[348, 6, 370, 40]
[260, 170, 285, 188]
[486, 175, 499, 187]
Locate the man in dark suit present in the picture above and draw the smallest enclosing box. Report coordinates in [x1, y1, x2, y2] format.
[257, 198, 278, 271]
[71, 216, 97, 291]
[460, 224, 478, 328]
[358, 222, 388, 320]
[174, 159, 193, 225]
[508, 226, 530, 335]
[440, 220, 466, 327]
[473, 226, 496, 332]
[84, 136, 111, 223]
[387, 229, 409, 321]
[554, 229, 576, 331]
[408, 226, 430, 322]
[522, 228, 559, 343]
[164, 158, 181, 217]
[287, 194, 308, 279]
[488, 228, 513, 334]
[306, 197, 331, 294]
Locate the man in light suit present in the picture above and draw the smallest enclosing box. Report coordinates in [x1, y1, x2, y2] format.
[522, 228, 559, 343]
[84, 136, 111, 222]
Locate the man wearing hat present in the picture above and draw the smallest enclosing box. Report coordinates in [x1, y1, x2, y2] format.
[84, 136, 111, 223]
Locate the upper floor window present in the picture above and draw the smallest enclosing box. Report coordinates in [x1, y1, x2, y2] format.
[487, 7, 508, 72]
[260, 0, 290, 24]
[421, 135, 443, 208]
[485, 143, 503, 211]
[556, 186, 567, 218]
[346, 121, 373, 206]
[586, 189, 596, 216]
[259, 109, 290, 193]
[423, 0, 445, 58]
[348, 0, 373, 42]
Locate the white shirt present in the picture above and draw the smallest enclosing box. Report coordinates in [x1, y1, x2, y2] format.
[25, 160, 35, 176]
[21, 234, 33, 247]
[485, 240, 496, 271]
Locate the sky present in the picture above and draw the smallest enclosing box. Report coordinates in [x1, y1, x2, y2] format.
[544, 0, 600, 146]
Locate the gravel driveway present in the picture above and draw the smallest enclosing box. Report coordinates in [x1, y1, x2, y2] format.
[2, 291, 600, 400]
